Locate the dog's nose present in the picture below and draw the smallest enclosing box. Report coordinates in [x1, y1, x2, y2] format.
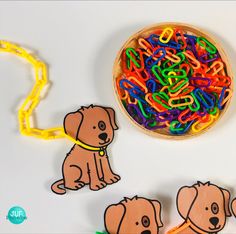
[141, 231, 151, 234]
[209, 217, 219, 226]
[98, 132, 108, 141]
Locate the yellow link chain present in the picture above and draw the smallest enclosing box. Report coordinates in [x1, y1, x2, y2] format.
[0, 40, 64, 140]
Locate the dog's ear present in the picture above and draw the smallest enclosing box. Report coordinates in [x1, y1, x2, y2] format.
[150, 200, 163, 227]
[221, 188, 231, 217]
[231, 198, 236, 217]
[105, 107, 119, 130]
[177, 186, 198, 219]
[104, 203, 125, 234]
[63, 111, 83, 140]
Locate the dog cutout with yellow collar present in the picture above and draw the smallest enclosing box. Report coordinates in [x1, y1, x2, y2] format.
[0, 41, 120, 194]
[51, 105, 120, 194]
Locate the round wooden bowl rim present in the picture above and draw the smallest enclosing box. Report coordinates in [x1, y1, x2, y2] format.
[113, 22, 234, 139]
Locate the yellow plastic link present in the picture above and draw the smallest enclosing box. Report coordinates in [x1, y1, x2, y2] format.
[159, 27, 174, 44]
[191, 115, 214, 133]
[167, 71, 177, 85]
[0, 40, 64, 140]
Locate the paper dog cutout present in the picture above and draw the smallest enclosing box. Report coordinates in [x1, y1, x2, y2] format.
[232, 198, 236, 218]
[167, 181, 232, 234]
[104, 196, 163, 234]
[51, 105, 120, 194]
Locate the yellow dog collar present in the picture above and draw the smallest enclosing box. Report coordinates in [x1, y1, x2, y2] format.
[64, 134, 106, 156]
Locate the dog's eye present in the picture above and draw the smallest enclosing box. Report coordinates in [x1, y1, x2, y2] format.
[211, 202, 219, 214]
[142, 215, 150, 227]
[98, 121, 106, 131]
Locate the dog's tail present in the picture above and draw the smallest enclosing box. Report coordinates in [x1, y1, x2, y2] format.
[51, 179, 66, 195]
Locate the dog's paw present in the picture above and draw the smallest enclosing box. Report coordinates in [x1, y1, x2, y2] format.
[104, 174, 121, 184]
[65, 181, 85, 190]
[90, 180, 107, 191]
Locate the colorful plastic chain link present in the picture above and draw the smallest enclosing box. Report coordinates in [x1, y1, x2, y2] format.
[116, 27, 233, 135]
[0, 40, 64, 139]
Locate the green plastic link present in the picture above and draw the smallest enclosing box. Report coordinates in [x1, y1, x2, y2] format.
[188, 92, 200, 112]
[137, 100, 151, 118]
[197, 37, 217, 55]
[152, 65, 169, 86]
[126, 48, 141, 68]
[152, 92, 171, 110]
[170, 120, 184, 132]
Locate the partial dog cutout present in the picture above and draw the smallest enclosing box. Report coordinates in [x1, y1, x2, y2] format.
[51, 105, 120, 194]
[167, 181, 232, 234]
[104, 196, 163, 234]
[231, 198, 236, 217]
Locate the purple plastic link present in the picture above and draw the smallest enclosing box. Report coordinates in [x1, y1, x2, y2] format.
[127, 104, 146, 125]
[189, 77, 212, 88]
[199, 52, 219, 63]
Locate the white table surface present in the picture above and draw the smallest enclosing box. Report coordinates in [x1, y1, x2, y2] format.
[0, 1, 236, 233]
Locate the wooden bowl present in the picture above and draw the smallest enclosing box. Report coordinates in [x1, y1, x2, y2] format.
[113, 22, 233, 139]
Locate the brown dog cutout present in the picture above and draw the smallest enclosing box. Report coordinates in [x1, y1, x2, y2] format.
[231, 197, 236, 218]
[51, 105, 120, 194]
[167, 181, 232, 234]
[104, 196, 163, 234]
